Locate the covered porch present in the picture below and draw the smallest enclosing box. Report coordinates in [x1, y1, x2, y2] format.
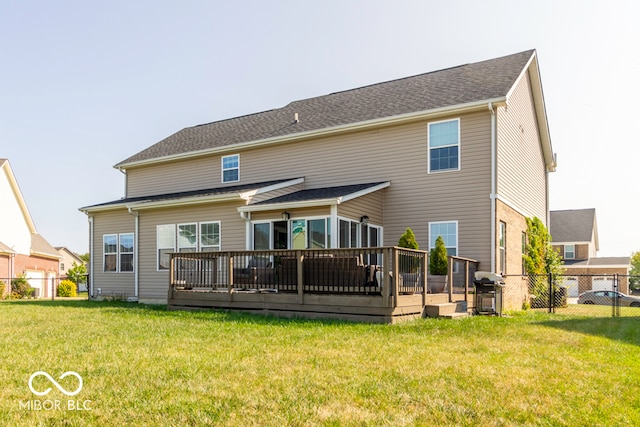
[167, 247, 479, 323]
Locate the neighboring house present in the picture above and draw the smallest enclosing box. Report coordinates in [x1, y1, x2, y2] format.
[81, 49, 557, 309]
[550, 208, 631, 294]
[0, 159, 61, 297]
[56, 246, 85, 276]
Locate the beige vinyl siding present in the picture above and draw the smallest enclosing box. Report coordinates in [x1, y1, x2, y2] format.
[91, 210, 136, 297]
[136, 201, 246, 301]
[124, 111, 493, 267]
[338, 191, 384, 225]
[496, 71, 548, 222]
[249, 182, 304, 204]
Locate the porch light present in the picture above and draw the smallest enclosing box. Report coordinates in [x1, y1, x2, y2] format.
[360, 215, 369, 226]
[282, 211, 290, 221]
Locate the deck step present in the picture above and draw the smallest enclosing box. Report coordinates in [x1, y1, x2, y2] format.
[441, 312, 470, 319]
[424, 301, 468, 318]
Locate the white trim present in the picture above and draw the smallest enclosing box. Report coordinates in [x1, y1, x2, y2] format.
[563, 244, 576, 260]
[115, 98, 507, 170]
[427, 118, 460, 174]
[494, 194, 541, 223]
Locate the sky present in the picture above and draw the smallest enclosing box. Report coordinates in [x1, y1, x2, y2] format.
[1, 0, 638, 257]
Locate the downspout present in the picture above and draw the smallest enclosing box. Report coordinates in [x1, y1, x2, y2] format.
[128, 207, 139, 299]
[88, 216, 94, 298]
[489, 102, 497, 273]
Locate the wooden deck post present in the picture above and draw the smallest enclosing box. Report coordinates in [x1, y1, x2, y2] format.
[382, 248, 391, 308]
[421, 250, 427, 306]
[448, 256, 453, 303]
[392, 247, 399, 307]
[297, 251, 304, 304]
[227, 254, 234, 302]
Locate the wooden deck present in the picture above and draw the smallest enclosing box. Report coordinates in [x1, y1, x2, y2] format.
[167, 248, 478, 323]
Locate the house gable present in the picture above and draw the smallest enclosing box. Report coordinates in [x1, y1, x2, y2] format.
[0, 159, 37, 254]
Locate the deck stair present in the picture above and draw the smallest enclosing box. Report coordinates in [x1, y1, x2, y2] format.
[424, 301, 469, 319]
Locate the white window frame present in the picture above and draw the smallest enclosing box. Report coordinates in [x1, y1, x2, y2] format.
[499, 221, 506, 274]
[177, 223, 198, 252]
[119, 233, 135, 273]
[157, 224, 176, 271]
[103, 233, 134, 273]
[564, 244, 575, 260]
[428, 221, 458, 256]
[200, 221, 221, 252]
[103, 234, 118, 272]
[428, 118, 460, 173]
[252, 221, 272, 250]
[338, 217, 360, 248]
[221, 154, 240, 183]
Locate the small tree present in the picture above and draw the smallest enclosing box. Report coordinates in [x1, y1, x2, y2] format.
[523, 217, 565, 308]
[631, 251, 640, 290]
[429, 236, 448, 275]
[398, 228, 419, 250]
[66, 262, 88, 287]
[523, 217, 564, 277]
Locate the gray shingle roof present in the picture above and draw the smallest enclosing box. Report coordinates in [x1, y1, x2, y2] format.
[31, 233, 61, 259]
[116, 50, 536, 167]
[550, 209, 597, 243]
[254, 182, 387, 205]
[564, 257, 630, 267]
[80, 178, 301, 211]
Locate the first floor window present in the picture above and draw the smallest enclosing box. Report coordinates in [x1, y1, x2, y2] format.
[157, 224, 176, 270]
[200, 222, 221, 251]
[499, 221, 506, 274]
[429, 221, 458, 256]
[103, 234, 117, 272]
[103, 233, 134, 273]
[157, 222, 221, 270]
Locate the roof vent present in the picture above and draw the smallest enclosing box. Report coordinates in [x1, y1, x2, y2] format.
[294, 113, 299, 123]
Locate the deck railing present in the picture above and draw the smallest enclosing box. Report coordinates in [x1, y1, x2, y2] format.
[169, 248, 479, 303]
[169, 247, 429, 296]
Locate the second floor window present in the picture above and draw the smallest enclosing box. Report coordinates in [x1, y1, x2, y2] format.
[428, 118, 460, 173]
[222, 154, 239, 182]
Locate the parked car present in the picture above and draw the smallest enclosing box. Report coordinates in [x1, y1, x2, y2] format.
[577, 290, 640, 307]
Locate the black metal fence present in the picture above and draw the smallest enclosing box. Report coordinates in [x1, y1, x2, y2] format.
[503, 274, 640, 317]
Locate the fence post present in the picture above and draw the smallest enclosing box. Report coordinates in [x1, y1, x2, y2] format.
[613, 273, 620, 317]
[548, 272, 554, 314]
[382, 248, 391, 308]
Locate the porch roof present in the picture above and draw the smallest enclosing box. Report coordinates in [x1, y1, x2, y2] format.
[79, 177, 303, 213]
[239, 181, 390, 212]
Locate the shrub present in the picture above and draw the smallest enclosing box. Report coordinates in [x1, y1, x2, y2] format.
[429, 236, 448, 275]
[398, 228, 419, 250]
[11, 276, 34, 299]
[58, 280, 77, 297]
[0, 280, 5, 299]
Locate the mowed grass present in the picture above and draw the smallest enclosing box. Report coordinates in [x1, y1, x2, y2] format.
[1, 300, 639, 426]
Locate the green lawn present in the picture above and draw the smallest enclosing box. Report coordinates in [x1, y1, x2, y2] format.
[1, 300, 639, 426]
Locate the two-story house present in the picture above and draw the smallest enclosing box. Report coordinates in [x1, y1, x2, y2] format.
[1, 159, 60, 297]
[81, 49, 556, 313]
[550, 208, 631, 295]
